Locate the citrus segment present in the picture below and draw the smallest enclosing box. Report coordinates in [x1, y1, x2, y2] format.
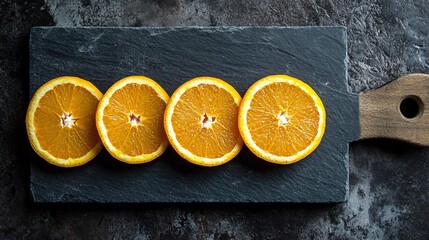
[96, 76, 169, 164]
[26, 76, 103, 167]
[164, 77, 243, 167]
[239, 74, 326, 164]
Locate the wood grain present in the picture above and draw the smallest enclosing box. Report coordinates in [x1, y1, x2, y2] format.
[359, 73, 429, 146]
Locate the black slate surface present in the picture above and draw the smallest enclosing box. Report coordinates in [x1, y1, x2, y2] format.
[29, 26, 359, 203]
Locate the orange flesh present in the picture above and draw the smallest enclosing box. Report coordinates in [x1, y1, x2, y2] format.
[34, 83, 100, 159]
[172, 84, 240, 158]
[103, 83, 167, 156]
[247, 82, 320, 156]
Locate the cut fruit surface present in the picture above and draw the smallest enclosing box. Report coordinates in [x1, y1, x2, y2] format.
[239, 74, 326, 164]
[26, 76, 103, 167]
[96, 76, 169, 164]
[164, 77, 243, 167]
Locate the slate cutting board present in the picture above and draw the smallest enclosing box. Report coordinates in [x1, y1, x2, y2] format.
[29, 26, 359, 203]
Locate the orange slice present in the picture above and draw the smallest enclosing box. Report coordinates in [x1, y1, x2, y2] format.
[96, 76, 169, 164]
[26, 76, 103, 167]
[164, 77, 243, 167]
[238, 74, 326, 164]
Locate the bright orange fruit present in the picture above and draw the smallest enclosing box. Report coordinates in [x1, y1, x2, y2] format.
[238, 74, 326, 164]
[96, 76, 170, 164]
[26, 76, 103, 167]
[164, 76, 243, 167]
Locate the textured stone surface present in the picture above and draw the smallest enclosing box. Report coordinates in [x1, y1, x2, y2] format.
[1, 0, 428, 239]
[30, 26, 358, 203]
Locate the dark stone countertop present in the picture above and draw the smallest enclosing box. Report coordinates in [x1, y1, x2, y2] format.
[1, 0, 428, 239]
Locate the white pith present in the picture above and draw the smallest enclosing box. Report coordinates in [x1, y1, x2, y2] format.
[97, 77, 170, 163]
[165, 78, 242, 166]
[26, 77, 103, 167]
[240, 76, 326, 163]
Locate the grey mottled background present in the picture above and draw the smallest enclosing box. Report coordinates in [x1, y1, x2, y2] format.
[1, 0, 428, 239]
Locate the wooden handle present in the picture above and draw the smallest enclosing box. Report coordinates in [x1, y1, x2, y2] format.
[359, 74, 429, 146]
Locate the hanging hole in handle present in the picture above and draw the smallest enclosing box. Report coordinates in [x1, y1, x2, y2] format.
[399, 95, 424, 120]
